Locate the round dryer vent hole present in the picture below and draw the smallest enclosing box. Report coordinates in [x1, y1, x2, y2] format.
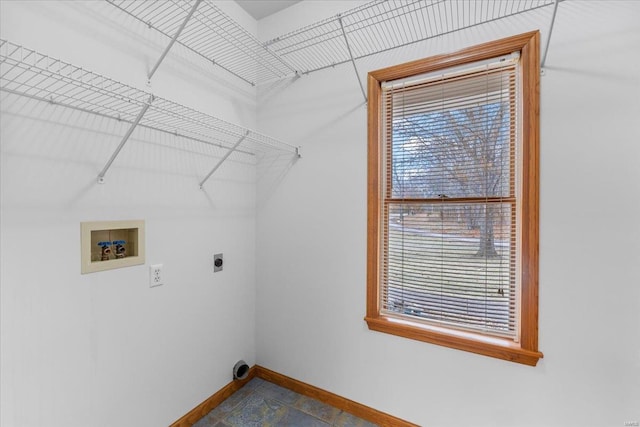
[233, 360, 249, 380]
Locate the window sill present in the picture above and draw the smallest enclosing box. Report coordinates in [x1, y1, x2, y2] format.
[365, 315, 543, 366]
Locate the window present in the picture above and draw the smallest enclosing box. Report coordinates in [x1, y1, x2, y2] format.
[366, 32, 542, 366]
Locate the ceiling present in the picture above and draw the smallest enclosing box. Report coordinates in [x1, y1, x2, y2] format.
[236, 0, 302, 20]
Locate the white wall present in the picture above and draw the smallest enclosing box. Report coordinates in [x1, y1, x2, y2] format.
[256, 2, 640, 426]
[2, 1, 639, 427]
[0, 2, 260, 426]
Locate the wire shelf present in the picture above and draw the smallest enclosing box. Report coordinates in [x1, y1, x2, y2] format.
[0, 39, 298, 160]
[265, 0, 556, 75]
[106, 0, 296, 86]
[105, 0, 555, 87]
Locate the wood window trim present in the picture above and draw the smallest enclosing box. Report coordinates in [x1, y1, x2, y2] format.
[366, 31, 542, 366]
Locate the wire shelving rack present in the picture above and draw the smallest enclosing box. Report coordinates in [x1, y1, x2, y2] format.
[265, 0, 557, 76]
[104, 0, 559, 100]
[2, 1, 559, 183]
[106, 0, 296, 86]
[0, 39, 299, 186]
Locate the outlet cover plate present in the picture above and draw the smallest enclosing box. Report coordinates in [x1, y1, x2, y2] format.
[150, 264, 163, 287]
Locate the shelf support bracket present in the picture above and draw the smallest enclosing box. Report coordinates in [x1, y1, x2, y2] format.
[97, 94, 154, 184]
[338, 15, 367, 103]
[541, 0, 559, 70]
[199, 131, 250, 189]
[148, 0, 203, 81]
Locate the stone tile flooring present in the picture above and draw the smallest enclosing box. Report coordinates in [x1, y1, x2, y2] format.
[193, 378, 378, 427]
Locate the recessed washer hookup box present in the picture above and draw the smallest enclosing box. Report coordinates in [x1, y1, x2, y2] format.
[80, 220, 145, 274]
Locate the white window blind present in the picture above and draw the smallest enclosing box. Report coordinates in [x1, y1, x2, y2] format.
[380, 56, 521, 339]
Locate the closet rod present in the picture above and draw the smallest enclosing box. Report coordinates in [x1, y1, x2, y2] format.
[97, 94, 154, 183]
[148, 0, 202, 81]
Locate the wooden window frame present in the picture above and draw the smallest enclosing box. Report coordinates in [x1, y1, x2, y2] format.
[366, 32, 542, 366]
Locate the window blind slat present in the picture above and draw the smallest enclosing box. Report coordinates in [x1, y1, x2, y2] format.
[380, 57, 519, 338]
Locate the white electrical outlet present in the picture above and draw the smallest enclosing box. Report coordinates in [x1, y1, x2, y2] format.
[149, 264, 163, 287]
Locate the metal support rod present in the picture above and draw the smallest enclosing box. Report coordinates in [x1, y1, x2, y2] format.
[338, 16, 367, 103]
[199, 131, 249, 189]
[541, 0, 559, 69]
[148, 0, 202, 81]
[97, 94, 154, 183]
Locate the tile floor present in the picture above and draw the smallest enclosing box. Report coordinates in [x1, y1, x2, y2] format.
[193, 378, 378, 427]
